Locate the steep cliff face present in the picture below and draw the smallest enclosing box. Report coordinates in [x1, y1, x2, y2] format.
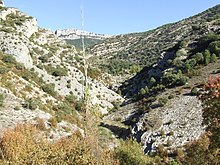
[55, 29, 111, 40]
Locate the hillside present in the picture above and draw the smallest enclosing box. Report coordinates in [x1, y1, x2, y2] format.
[0, 2, 124, 138]
[65, 37, 103, 50]
[0, 1, 220, 164]
[88, 5, 220, 80]
[55, 28, 110, 50]
[98, 4, 220, 157]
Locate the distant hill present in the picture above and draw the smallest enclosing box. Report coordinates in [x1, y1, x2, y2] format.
[55, 28, 111, 50]
[65, 37, 103, 50]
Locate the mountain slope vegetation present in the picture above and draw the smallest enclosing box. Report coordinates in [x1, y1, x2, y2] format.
[91, 4, 220, 162]
[88, 5, 220, 78]
[0, 1, 220, 164]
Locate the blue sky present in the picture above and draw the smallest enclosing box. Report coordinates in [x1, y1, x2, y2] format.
[4, 0, 220, 35]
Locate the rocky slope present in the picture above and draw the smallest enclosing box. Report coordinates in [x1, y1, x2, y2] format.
[0, 3, 123, 139]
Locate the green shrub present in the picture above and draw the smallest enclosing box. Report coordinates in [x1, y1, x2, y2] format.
[0, 93, 4, 107]
[208, 41, 220, 55]
[210, 53, 217, 63]
[198, 33, 220, 49]
[41, 83, 56, 96]
[192, 52, 204, 64]
[21, 72, 32, 81]
[57, 103, 74, 115]
[158, 97, 168, 107]
[2, 54, 16, 64]
[52, 66, 68, 77]
[65, 94, 77, 104]
[75, 100, 83, 112]
[161, 71, 188, 87]
[185, 58, 197, 70]
[173, 59, 184, 69]
[204, 49, 211, 65]
[39, 55, 49, 63]
[192, 24, 201, 31]
[23, 98, 39, 110]
[114, 139, 148, 165]
[149, 77, 156, 86]
[111, 101, 121, 111]
[14, 106, 20, 110]
[0, 66, 8, 74]
[129, 64, 141, 74]
[139, 87, 149, 96]
[15, 62, 25, 70]
[168, 94, 175, 99]
[176, 74, 188, 85]
[176, 49, 187, 57]
[66, 84, 71, 88]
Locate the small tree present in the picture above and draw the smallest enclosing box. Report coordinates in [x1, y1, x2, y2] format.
[193, 52, 204, 64]
[149, 77, 156, 86]
[208, 41, 220, 56]
[210, 53, 217, 63]
[140, 88, 146, 96]
[204, 50, 211, 65]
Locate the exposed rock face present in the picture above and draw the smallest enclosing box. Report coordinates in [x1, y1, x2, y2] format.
[132, 95, 205, 153]
[0, 6, 124, 115]
[0, 8, 38, 37]
[17, 17, 38, 38]
[0, 87, 84, 140]
[55, 29, 112, 40]
[0, 32, 33, 68]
